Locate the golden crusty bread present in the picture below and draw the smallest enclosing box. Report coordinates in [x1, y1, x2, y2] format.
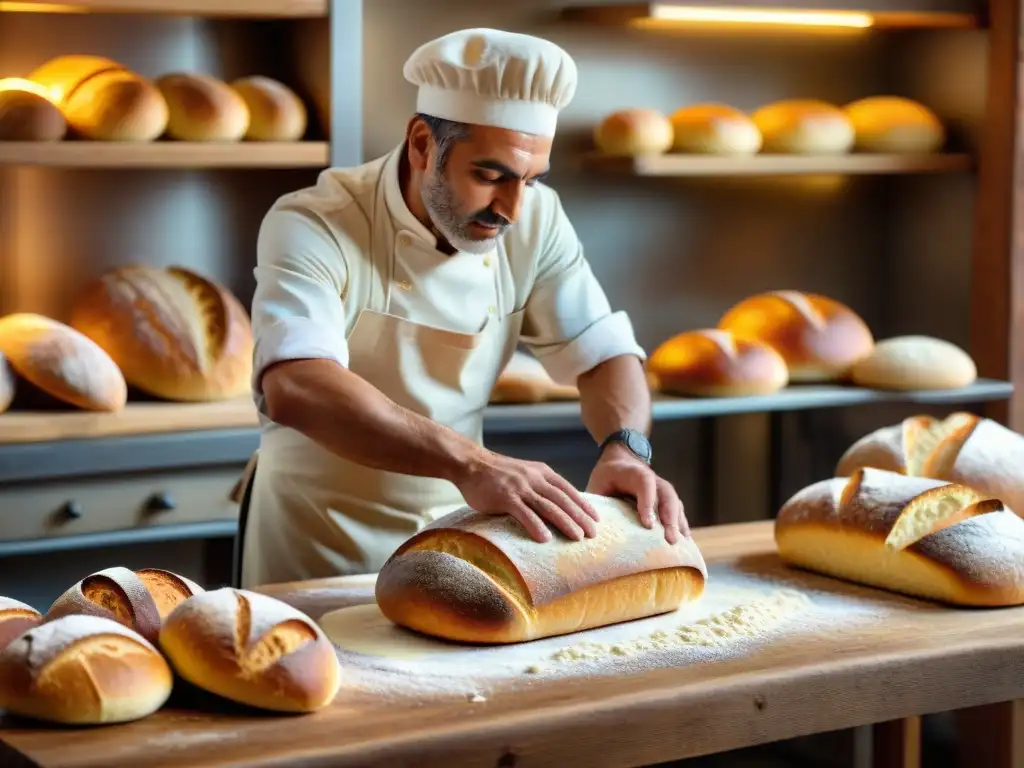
[594, 108, 674, 156]
[647, 329, 788, 397]
[0, 597, 42, 653]
[0, 614, 173, 725]
[843, 96, 945, 154]
[718, 290, 875, 382]
[159, 588, 341, 713]
[45, 567, 204, 645]
[0, 351, 14, 414]
[849, 335, 977, 390]
[69, 265, 254, 402]
[752, 99, 856, 155]
[489, 350, 578, 404]
[0, 313, 127, 411]
[775, 467, 1024, 606]
[0, 78, 67, 141]
[156, 73, 250, 142]
[230, 76, 307, 141]
[375, 493, 708, 644]
[669, 103, 762, 156]
[28, 55, 168, 142]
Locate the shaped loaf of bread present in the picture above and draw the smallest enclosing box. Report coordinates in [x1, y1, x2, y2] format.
[0, 597, 42, 653]
[718, 290, 875, 382]
[69, 265, 254, 402]
[159, 588, 341, 713]
[837, 412, 1024, 517]
[156, 73, 250, 142]
[230, 76, 308, 141]
[0, 615, 173, 725]
[490, 350, 579, 403]
[45, 567, 204, 645]
[375, 493, 708, 644]
[775, 467, 1024, 606]
[849, 335, 977, 390]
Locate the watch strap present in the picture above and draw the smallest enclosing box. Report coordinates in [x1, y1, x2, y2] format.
[599, 428, 652, 464]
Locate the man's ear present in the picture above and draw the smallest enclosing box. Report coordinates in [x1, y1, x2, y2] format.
[406, 116, 432, 173]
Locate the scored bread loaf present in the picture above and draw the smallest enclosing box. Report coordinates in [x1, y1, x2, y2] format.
[230, 76, 307, 141]
[594, 108, 674, 156]
[775, 467, 1024, 606]
[849, 335, 977, 390]
[375, 493, 708, 644]
[0, 79, 67, 141]
[45, 567, 204, 644]
[69, 265, 254, 402]
[0, 614, 173, 725]
[28, 55, 168, 141]
[490, 350, 578, 404]
[0, 313, 127, 411]
[837, 412, 1024, 518]
[752, 99, 856, 155]
[0, 597, 42, 653]
[669, 103, 762, 156]
[647, 328, 788, 397]
[159, 588, 341, 713]
[718, 290, 875, 382]
[156, 73, 250, 142]
[0, 351, 14, 414]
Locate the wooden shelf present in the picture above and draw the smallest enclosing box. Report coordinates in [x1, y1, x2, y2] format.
[0, 141, 330, 169]
[0, 0, 326, 17]
[580, 152, 973, 177]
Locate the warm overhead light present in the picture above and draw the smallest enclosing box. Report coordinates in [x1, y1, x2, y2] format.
[0, 2, 86, 11]
[648, 4, 874, 28]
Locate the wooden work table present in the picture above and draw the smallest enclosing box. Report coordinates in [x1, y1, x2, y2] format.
[0, 522, 1021, 768]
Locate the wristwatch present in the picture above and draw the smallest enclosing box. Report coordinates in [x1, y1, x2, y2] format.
[599, 428, 652, 465]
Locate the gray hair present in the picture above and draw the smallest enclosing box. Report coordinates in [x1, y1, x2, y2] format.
[416, 113, 470, 170]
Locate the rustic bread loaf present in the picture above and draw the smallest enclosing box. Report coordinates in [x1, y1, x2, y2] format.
[647, 328, 788, 397]
[849, 335, 977, 390]
[156, 73, 249, 142]
[69, 265, 254, 402]
[775, 467, 1024, 606]
[837, 412, 1024, 518]
[0, 597, 42, 653]
[375, 493, 708, 644]
[843, 96, 945, 154]
[159, 588, 341, 713]
[28, 55, 168, 141]
[752, 99, 855, 155]
[0, 614, 173, 724]
[717, 290, 875, 382]
[230, 76, 307, 141]
[45, 567, 204, 645]
[0, 351, 14, 414]
[0, 79, 67, 141]
[669, 103, 762, 155]
[594, 108, 674, 156]
[0, 313, 127, 411]
[490, 350, 579, 403]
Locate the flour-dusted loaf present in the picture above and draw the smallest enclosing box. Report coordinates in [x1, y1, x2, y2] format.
[775, 467, 1024, 606]
[718, 291, 875, 382]
[156, 73, 250, 142]
[159, 588, 341, 713]
[0, 313, 127, 411]
[0, 615, 173, 725]
[837, 412, 1024, 518]
[45, 567, 204, 645]
[375, 493, 708, 644]
[230, 76, 308, 141]
[490, 350, 579, 403]
[0, 351, 14, 414]
[751, 99, 856, 155]
[849, 335, 977, 390]
[647, 328, 788, 397]
[69, 265, 254, 402]
[0, 597, 42, 653]
[0, 80, 67, 141]
[594, 108, 674, 156]
[669, 103, 762, 156]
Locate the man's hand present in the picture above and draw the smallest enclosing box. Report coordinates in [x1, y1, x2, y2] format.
[586, 444, 689, 544]
[454, 451, 599, 544]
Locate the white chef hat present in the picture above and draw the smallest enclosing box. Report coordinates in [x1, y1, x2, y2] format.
[403, 28, 578, 137]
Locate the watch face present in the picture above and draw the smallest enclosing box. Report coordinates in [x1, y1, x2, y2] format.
[626, 431, 652, 461]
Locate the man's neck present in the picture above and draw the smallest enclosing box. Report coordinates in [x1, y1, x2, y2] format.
[398, 147, 456, 255]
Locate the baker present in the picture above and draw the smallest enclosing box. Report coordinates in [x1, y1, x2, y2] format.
[239, 28, 689, 588]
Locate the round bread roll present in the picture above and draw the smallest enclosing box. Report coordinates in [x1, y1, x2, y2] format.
[0, 313, 127, 411]
[669, 103, 762, 156]
[159, 588, 342, 713]
[0, 351, 14, 414]
[752, 99, 855, 155]
[70, 265, 254, 402]
[156, 73, 250, 142]
[490, 350, 579, 404]
[46, 567, 204, 644]
[849, 335, 977, 390]
[718, 291, 875, 382]
[0, 78, 67, 141]
[0, 614, 173, 725]
[647, 329, 788, 397]
[28, 55, 168, 142]
[594, 108, 674, 156]
[844, 96, 945, 154]
[230, 76, 307, 141]
[0, 597, 42, 653]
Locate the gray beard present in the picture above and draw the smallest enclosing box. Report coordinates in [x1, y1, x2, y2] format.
[421, 172, 502, 255]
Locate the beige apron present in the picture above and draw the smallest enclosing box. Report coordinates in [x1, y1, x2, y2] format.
[240, 163, 524, 588]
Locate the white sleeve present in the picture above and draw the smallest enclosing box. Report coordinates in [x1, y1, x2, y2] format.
[250, 207, 350, 410]
[521, 190, 646, 386]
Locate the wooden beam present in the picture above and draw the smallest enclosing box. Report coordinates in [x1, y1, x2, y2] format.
[873, 716, 921, 768]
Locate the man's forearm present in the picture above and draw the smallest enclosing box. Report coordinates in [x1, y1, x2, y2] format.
[261, 359, 482, 483]
[577, 354, 652, 443]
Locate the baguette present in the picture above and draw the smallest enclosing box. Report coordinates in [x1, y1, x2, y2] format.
[775, 467, 1024, 606]
[0, 614, 173, 725]
[0, 597, 42, 653]
[159, 588, 341, 713]
[45, 567, 204, 644]
[375, 493, 708, 644]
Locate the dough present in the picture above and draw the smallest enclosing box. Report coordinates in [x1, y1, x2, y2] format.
[319, 604, 467, 659]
